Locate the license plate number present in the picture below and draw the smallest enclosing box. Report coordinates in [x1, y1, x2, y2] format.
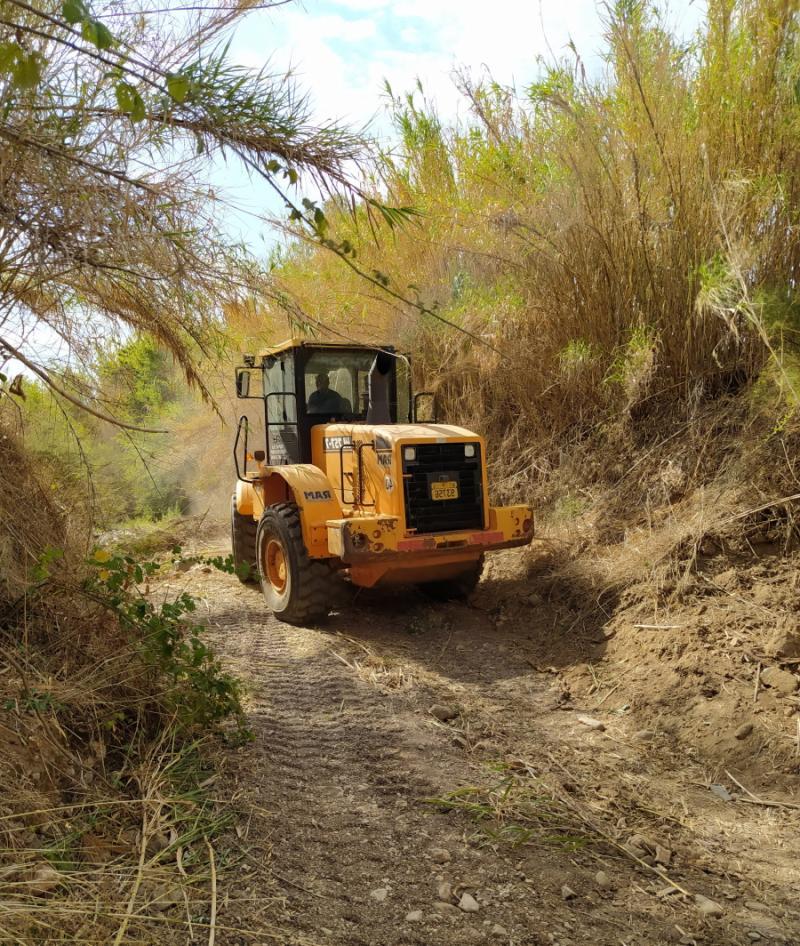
[431, 480, 459, 501]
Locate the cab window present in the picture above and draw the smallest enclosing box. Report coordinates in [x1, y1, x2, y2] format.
[305, 349, 379, 417]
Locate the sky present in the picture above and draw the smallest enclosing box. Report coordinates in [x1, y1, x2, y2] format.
[4, 0, 706, 379]
[216, 0, 706, 244]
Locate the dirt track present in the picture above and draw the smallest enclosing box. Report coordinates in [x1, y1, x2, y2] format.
[175, 546, 799, 946]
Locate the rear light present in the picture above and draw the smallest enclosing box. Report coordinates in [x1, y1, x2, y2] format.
[404, 446, 416, 461]
[464, 443, 476, 457]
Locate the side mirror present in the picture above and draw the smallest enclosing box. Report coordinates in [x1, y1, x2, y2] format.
[235, 368, 251, 398]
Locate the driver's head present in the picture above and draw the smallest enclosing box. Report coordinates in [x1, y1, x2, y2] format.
[315, 372, 330, 391]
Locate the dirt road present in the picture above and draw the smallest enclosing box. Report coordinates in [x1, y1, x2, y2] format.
[177, 547, 799, 946]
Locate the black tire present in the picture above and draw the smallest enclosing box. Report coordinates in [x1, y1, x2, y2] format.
[256, 502, 344, 625]
[420, 555, 484, 601]
[231, 494, 257, 584]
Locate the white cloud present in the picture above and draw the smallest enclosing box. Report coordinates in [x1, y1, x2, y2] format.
[219, 0, 702, 241]
[232, 0, 618, 135]
[310, 13, 377, 41]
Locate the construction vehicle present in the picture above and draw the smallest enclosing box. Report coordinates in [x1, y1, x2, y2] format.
[231, 339, 533, 624]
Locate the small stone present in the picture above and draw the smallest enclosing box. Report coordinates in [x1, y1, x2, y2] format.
[633, 729, 653, 741]
[760, 666, 798, 695]
[458, 892, 480, 913]
[405, 910, 423, 922]
[561, 885, 577, 901]
[735, 721, 754, 739]
[430, 847, 451, 864]
[628, 833, 655, 852]
[595, 870, 613, 890]
[28, 865, 61, 895]
[765, 621, 800, 659]
[437, 881, 453, 902]
[576, 714, 606, 731]
[370, 887, 389, 902]
[148, 884, 182, 912]
[747, 933, 762, 942]
[145, 831, 171, 857]
[695, 894, 724, 918]
[654, 844, 672, 867]
[452, 734, 468, 749]
[430, 704, 459, 722]
[491, 924, 509, 938]
[432, 900, 460, 915]
[715, 568, 738, 590]
[710, 783, 732, 802]
[745, 901, 770, 913]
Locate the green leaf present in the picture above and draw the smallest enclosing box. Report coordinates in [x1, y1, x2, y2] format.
[115, 80, 135, 112]
[61, 0, 88, 25]
[166, 72, 190, 103]
[129, 90, 146, 122]
[115, 81, 145, 121]
[82, 18, 114, 51]
[0, 42, 21, 72]
[12, 52, 42, 89]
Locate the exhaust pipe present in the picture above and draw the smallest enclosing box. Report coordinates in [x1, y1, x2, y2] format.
[366, 351, 393, 424]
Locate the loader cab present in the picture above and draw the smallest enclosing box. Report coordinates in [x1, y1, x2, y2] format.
[235, 340, 412, 466]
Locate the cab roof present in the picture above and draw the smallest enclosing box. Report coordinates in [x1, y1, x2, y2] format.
[256, 338, 395, 360]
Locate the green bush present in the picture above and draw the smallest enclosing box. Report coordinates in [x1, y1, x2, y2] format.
[86, 548, 249, 737]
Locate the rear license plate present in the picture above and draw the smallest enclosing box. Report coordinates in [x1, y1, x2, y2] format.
[431, 480, 459, 501]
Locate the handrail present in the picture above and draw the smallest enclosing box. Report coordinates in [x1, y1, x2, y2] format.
[338, 440, 355, 504]
[233, 415, 249, 482]
[356, 440, 376, 507]
[264, 390, 298, 464]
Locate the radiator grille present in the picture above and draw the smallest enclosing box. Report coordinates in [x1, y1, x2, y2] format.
[402, 442, 484, 534]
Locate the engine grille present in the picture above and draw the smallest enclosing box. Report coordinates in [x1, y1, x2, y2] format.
[402, 442, 484, 535]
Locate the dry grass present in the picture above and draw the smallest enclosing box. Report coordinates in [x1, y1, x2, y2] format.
[231, 0, 800, 531]
[0, 421, 251, 944]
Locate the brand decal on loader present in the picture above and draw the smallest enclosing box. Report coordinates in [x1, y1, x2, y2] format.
[304, 489, 332, 501]
[377, 452, 392, 468]
[323, 435, 353, 452]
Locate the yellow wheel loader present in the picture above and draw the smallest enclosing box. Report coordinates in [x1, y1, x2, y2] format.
[231, 339, 533, 624]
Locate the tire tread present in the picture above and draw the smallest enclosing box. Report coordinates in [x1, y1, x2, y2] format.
[258, 502, 346, 624]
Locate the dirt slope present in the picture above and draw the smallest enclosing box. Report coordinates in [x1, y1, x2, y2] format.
[167, 545, 800, 946]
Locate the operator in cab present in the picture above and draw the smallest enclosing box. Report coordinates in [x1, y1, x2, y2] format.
[308, 372, 351, 414]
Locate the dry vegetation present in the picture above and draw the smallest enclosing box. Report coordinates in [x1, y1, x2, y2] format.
[4, 0, 800, 941]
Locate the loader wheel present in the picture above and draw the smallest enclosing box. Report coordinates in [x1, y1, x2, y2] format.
[231, 494, 257, 583]
[420, 555, 484, 601]
[256, 502, 343, 625]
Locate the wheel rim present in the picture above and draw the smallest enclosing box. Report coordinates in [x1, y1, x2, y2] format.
[264, 537, 288, 594]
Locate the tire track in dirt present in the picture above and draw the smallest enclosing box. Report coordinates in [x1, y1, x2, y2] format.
[177, 558, 799, 946]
